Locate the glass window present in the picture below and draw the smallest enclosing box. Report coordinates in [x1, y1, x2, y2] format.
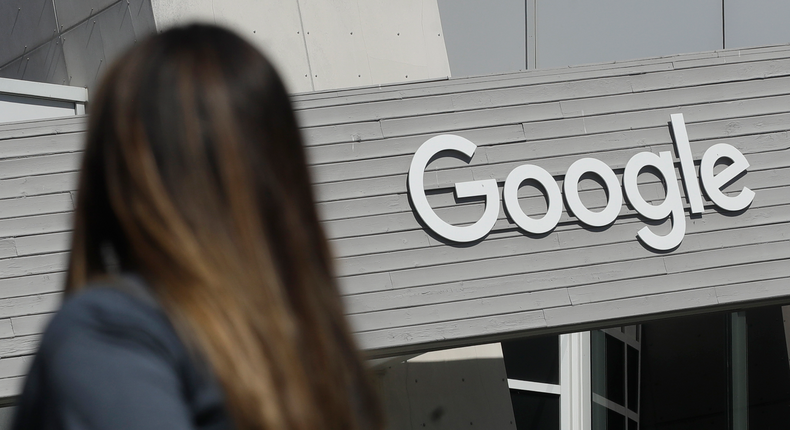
[502, 334, 560, 384]
[509, 390, 560, 430]
[638, 312, 729, 429]
[627, 346, 639, 413]
[606, 335, 626, 406]
[745, 306, 790, 428]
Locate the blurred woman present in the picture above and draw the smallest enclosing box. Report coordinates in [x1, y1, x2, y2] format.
[13, 24, 382, 430]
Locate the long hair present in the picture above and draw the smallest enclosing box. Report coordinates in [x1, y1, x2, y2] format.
[66, 24, 382, 430]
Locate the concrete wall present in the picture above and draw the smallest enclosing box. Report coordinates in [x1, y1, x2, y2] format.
[150, 0, 451, 93]
[0, 43, 789, 397]
[1, 0, 450, 95]
[374, 344, 515, 429]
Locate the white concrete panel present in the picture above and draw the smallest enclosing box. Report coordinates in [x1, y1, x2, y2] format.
[149, 0, 216, 28]
[300, 0, 450, 90]
[213, 1, 312, 94]
[298, 0, 370, 90]
[150, 0, 313, 93]
[356, 0, 450, 84]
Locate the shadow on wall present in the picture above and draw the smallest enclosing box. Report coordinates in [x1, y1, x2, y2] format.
[373, 354, 516, 429]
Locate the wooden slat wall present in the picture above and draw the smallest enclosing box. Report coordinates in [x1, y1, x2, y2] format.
[294, 44, 790, 357]
[0, 46, 788, 393]
[0, 115, 82, 396]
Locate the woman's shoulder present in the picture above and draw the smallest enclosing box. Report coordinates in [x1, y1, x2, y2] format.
[13, 278, 232, 430]
[39, 278, 181, 362]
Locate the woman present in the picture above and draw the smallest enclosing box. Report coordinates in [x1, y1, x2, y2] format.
[12, 24, 382, 430]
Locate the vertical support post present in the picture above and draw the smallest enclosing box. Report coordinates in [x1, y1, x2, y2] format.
[561, 332, 591, 430]
[526, 0, 537, 69]
[782, 305, 790, 374]
[728, 311, 748, 430]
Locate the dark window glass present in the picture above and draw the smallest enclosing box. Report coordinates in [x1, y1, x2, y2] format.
[509, 390, 559, 430]
[593, 401, 628, 430]
[592, 331, 627, 406]
[627, 346, 639, 413]
[607, 408, 626, 430]
[592, 330, 606, 397]
[606, 335, 626, 406]
[592, 401, 607, 430]
[746, 306, 790, 428]
[502, 334, 559, 384]
[639, 313, 728, 429]
[628, 418, 638, 430]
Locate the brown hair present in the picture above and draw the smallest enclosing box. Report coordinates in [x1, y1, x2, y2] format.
[67, 24, 381, 430]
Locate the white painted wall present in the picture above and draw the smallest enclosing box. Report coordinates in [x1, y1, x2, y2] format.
[149, 0, 451, 93]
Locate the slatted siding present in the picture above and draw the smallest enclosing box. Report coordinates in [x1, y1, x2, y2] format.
[293, 44, 790, 358]
[0, 116, 81, 396]
[0, 46, 788, 394]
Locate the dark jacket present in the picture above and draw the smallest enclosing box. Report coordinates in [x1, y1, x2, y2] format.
[12, 278, 232, 430]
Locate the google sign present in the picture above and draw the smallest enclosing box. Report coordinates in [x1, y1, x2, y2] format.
[408, 114, 755, 251]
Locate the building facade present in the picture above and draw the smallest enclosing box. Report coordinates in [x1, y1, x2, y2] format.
[1, 1, 790, 429]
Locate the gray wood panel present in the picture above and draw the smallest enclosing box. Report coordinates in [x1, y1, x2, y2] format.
[0, 193, 74, 220]
[0, 172, 79, 200]
[308, 47, 790, 356]
[0, 273, 65, 300]
[0, 335, 41, 359]
[0, 116, 86, 141]
[0, 46, 789, 372]
[335, 208, 790, 280]
[323, 165, 788, 245]
[0, 213, 72, 237]
[0, 132, 84, 160]
[0, 153, 81, 180]
[11, 313, 53, 336]
[0, 376, 25, 397]
[0, 356, 33, 379]
[15, 232, 72, 256]
[0, 293, 62, 318]
[334, 206, 790, 298]
[310, 112, 790, 205]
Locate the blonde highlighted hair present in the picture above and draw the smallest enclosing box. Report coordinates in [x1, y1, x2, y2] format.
[67, 24, 382, 430]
